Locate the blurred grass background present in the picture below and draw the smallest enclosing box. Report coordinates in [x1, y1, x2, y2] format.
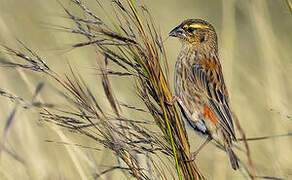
[0, 0, 292, 179]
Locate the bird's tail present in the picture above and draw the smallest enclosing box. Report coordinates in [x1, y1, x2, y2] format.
[226, 147, 239, 170]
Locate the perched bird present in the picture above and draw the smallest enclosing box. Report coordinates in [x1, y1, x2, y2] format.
[169, 19, 239, 170]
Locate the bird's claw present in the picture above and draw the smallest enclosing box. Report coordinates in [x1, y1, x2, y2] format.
[165, 96, 178, 106]
[184, 152, 197, 162]
[165, 100, 174, 106]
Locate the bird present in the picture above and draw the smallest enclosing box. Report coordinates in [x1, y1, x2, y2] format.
[168, 19, 239, 170]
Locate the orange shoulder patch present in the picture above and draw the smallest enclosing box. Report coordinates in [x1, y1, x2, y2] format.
[203, 106, 218, 124]
[201, 58, 219, 70]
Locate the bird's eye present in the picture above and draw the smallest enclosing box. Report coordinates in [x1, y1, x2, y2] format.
[187, 27, 196, 33]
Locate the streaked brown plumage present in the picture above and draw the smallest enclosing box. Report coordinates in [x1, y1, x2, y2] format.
[169, 19, 239, 170]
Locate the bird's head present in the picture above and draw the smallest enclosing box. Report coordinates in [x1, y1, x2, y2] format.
[169, 19, 217, 47]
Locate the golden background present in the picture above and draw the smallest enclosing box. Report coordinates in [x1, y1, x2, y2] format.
[0, 0, 292, 179]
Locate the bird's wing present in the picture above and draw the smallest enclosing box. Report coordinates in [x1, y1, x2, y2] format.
[192, 61, 236, 140]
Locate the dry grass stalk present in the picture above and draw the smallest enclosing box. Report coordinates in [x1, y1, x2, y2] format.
[0, 0, 204, 179]
[3, 0, 289, 179]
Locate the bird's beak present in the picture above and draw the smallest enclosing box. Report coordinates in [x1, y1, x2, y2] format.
[169, 25, 186, 38]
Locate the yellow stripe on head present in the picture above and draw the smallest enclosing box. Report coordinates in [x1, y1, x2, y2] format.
[183, 23, 209, 29]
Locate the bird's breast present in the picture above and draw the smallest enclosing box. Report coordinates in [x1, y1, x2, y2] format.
[174, 54, 204, 114]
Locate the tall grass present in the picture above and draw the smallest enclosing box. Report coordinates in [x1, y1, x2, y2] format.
[1, 0, 292, 179]
[1, 0, 204, 179]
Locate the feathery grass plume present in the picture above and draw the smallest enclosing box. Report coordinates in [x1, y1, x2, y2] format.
[0, 0, 204, 179]
[59, 0, 205, 179]
[1, 0, 292, 179]
[0, 0, 289, 179]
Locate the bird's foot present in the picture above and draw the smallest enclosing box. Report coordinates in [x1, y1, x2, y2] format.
[185, 136, 212, 162]
[165, 96, 179, 106]
[184, 152, 198, 162]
